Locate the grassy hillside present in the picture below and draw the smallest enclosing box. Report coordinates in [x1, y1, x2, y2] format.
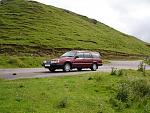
[0, 70, 150, 113]
[0, 0, 150, 56]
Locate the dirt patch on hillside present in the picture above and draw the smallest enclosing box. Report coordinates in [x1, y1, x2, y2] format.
[0, 44, 149, 59]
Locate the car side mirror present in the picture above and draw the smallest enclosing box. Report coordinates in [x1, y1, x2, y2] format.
[75, 56, 79, 59]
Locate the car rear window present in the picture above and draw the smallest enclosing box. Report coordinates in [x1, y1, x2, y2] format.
[92, 52, 100, 58]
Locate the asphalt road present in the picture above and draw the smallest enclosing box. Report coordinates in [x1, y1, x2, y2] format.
[0, 60, 149, 80]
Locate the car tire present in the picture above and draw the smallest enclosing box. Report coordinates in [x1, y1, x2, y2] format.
[91, 63, 97, 71]
[49, 68, 56, 72]
[77, 68, 82, 71]
[63, 63, 71, 72]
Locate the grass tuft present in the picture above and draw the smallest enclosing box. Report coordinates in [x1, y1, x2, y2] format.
[56, 97, 68, 109]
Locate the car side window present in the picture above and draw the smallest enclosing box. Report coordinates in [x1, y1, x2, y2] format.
[76, 52, 84, 58]
[84, 53, 92, 58]
[92, 53, 100, 58]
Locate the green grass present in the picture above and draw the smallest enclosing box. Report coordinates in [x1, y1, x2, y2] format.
[0, 70, 150, 113]
[0, 0, 150, 56]
[0, 55, 50, 68]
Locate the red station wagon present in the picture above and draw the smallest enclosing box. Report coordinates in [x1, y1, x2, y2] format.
[42, 50, 103, 72]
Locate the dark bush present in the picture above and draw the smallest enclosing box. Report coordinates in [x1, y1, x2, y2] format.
[116, 82, 130, 102]
[90, 19, 97, 24]
[88, 77, 93, 80]
[131, 79, 150, 97]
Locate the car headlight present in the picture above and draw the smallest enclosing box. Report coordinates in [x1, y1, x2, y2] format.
[51, 59, 59, 64]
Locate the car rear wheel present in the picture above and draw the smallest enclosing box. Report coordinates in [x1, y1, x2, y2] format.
[77, 68, 82, 71]
[91, 63, 97, 71]
[63, 63, 71, 72]
[49, 68, 56, 72]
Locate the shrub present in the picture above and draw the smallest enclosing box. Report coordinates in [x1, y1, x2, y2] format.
[117, 69, 124, 76]
[109, 81, 133, 110]
[137, 62, 146, 76]
[110, 79, 150, 111]
[109, 97, 127, 110]
[110, 67, 117, 75]
[131, 79, 150, 97]
[138, 62, 146, 72]
[144, 57, 150, 65]
[110, 68, 124, 76]
[116, 82, 131, 102]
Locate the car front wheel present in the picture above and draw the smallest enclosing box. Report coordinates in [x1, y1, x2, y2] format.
[91, 63, 97, 71]
[63, 63, 71, 72]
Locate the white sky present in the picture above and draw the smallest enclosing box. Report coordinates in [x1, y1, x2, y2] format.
[35, 0, 150, 43]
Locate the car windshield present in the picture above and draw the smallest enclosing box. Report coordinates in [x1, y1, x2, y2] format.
[61, 51, 75, 57]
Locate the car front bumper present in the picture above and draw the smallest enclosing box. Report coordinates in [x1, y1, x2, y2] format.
[42, 63, 64, 69]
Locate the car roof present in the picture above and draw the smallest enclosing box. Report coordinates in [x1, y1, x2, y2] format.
[70, 50, 99, 54]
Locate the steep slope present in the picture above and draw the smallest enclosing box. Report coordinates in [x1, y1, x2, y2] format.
[0, 0, 150, 55]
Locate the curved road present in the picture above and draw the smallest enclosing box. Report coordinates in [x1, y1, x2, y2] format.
[0, 60, 149, 80]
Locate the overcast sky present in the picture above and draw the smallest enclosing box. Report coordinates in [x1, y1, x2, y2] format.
[35, 0, 150, 43]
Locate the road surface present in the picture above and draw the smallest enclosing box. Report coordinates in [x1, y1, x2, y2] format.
[0, 60, 149, 80]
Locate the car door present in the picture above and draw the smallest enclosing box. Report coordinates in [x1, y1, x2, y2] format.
[73, 52, 84, 68]
[83, 52, 93, 68]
